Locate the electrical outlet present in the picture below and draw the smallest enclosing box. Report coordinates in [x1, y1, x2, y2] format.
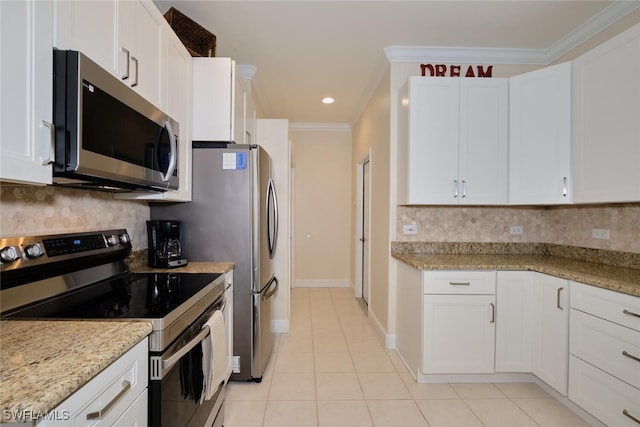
[232, 356, 241, 373]
[592, 228, 610, 240]
[403, 224, 418, 235]
[510, 225, 524, 235]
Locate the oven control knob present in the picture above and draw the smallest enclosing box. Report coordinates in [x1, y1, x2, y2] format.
[107, 235, 119, 246]
[119, 233, 130, 244]
[0, 246, 20, 264]
[24, 243, 43, 259]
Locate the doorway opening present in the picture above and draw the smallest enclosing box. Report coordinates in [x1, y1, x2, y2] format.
[355, 154, 371, 308]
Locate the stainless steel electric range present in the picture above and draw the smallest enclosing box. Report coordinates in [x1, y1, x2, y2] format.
[0, 229, 226, 427]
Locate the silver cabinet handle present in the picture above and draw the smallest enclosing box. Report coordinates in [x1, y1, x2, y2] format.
[453, 180, 458, 198]
[623, 309, 640, 319]
[489, 303, 495, 323]
[41, 120, 55, 165]
[86, 380, 131, 420]
[461, 180, 466, 198]
[449, 282, 470, 286]
[622, 350, 640, 363]
[556, 287, 564, 310]
[120, 47, 130, 80]
[623, 409, 640, 425]
[131, 56, 139, 87]
[562, 177, 568, 197]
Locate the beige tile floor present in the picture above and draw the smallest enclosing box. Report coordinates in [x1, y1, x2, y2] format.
[225, 287, 591, 427]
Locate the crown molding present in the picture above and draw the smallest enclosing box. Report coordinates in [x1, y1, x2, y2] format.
[289, 122, 352, 132]
[385, 0, 640, 66]
[238, 64, 257, 81]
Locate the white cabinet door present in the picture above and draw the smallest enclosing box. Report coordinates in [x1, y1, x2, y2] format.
[53, 0, 119, 77]
[403, 77, 459, 204]
[112, 389, 148, 427]
[458, 78, 509, 205]
[423, 294, 496, 374]
[509, 62, 572, 204]
[398, 77, 508, 205]
[572, 23, 640, 203]
[193, 57, 250, 143]
[532, 273, 569, 395]
[0, 0, 54, 185]
[118, 0, 164, 107]
[495, 271, 534, 373]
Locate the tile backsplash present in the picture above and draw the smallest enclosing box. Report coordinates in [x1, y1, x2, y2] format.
[397, 203, 640, 254]
[0, 186, 149, 250]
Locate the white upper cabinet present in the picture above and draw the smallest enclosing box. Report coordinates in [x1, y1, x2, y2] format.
[572, 23, 640, 203]
[0, 0, 54, 185]
[192, 57, 253, 144]
[117, 0, 164, 108]
[509, 62, 572, 205]
[398, 77, 508, 205]
[54, 0, 164, 108]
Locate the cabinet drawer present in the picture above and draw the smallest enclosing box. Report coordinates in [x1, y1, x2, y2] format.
[569, 356, 640, 427]
[43, 338, 148, 426]
[570, 309, 640, 389]
[570, 281, 640, 332]
[423, 271, 495, 294]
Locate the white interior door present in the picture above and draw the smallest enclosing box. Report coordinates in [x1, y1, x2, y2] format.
[362, 160, 370, 305]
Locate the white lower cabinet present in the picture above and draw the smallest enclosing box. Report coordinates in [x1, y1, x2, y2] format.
[423, 294, 496, 373]
[422, 271, 496, 374]
[495, 271, 534, 373]
[532, 273, 569, 395]
[569, 281, 640, 426]
[37, 338, 148, 426]
[224, 269, 234, 380]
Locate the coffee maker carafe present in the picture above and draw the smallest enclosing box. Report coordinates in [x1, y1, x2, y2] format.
[147, 220, 188, 268]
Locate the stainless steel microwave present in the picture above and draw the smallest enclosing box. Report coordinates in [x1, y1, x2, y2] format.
[52, 49, 178, 192]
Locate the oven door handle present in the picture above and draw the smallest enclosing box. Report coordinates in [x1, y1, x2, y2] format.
[162, 325, 210, 370]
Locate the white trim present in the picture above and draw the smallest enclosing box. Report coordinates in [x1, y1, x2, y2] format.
[385, 1, 640, 66]
[295, 279, 351, 288]
[368, 309, 395, 349]
[272, 320, 289, 334]
[289, 122, 352, 132]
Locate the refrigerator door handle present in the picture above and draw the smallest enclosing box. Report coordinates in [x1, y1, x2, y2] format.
[266, 178, 278, 259]
[253, 275, 279, 301]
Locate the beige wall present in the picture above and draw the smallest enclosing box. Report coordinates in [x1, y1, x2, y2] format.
[397, 204, 640, 253]
[352, 69, 392, 334]
[291, 127, 352, 286]
[0, 186, 149, 249]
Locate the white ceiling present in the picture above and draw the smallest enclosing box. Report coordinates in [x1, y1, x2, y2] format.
[154, 1, 639, 126]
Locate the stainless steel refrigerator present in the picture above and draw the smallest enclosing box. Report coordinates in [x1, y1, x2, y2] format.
[151, 143, 278, 382]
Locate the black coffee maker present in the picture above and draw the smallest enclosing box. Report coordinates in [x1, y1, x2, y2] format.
[146, 220, 188, 268]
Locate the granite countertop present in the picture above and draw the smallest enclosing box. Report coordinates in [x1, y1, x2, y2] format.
[131, 261, 235, 274]
[0, 320, 152, 424]
[392, 252, 640, 297]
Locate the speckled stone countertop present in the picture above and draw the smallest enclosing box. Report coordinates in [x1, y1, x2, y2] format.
[132, 261, 235, 274]
[0, 320, 151, 424]
[127, 250, 235, 274]
[392, 242, 640, 297]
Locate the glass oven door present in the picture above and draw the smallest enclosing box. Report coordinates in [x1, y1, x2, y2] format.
[149, 298, 225, 427]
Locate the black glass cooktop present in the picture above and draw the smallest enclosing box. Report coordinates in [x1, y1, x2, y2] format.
[5, 272, 222, 320]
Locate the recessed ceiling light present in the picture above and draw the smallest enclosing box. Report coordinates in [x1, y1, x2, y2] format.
[322, 97, 335, 104]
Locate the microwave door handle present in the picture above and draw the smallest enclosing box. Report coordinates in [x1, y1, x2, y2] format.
[161, 120, 177, 183]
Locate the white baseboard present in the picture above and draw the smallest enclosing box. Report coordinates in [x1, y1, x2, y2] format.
[272, 320, 289, 333]
[295, 279, 351, 288]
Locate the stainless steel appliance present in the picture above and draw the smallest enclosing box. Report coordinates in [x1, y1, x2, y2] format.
[0, 229, 226, 427]
[52, 49, 179, 192]
[151, 143, 278, 382]
[147, 220, 188, 268]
